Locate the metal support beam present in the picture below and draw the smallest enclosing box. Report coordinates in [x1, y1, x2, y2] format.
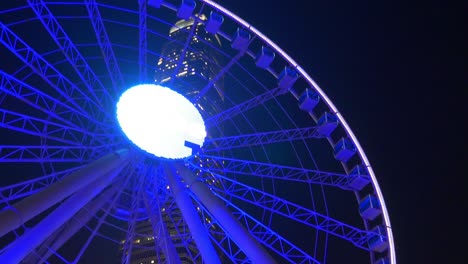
[0, 108, 95, 146]
[27, 0, 114, 121]
[190, 155, 352, 190]
[203, 126, 323, 151]
[85, 0, 125, 95]
[0, 69, 94, 131]
[0, 145, 112, 163]
[23, 180, 121, 263]
[165, 165, 220, 264]
[0, 166, 82, 207]
[0, 149, 129, 237]
[196, 37, 252, 102]
[176, 164, 276, 264]
[0, 21, 105, 122]
[0, 160, 127, 263]
[216, 193, 320, 263]
[71, 170, 133, 264]
[205, 87, 283, 128]
[211, 172, 381, 251]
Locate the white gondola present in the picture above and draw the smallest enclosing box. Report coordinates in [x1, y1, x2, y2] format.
[368, 225, 389, 253]
[316, 112, 338, 137]
[359, 194, 382, 220]
[278, 67, 298, 93]
[334, 137, 356, 162]
[255, 46, 275, 69]
[177, 0, 196, 20]
[231, 28, 250, 50]
[348, 164, 371, 190]
[298, 88, 320, 112]
[205, 11, 223, 34]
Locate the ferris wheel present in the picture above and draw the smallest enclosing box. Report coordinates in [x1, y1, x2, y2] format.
[0, 0, 395, 263]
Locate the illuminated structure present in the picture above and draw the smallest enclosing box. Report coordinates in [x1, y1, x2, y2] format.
[0, 1, 395, 264]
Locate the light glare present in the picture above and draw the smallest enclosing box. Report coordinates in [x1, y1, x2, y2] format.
[116, 84, 206, 159]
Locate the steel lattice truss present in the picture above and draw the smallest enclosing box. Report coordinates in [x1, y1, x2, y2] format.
[85, 0, 125, 95]
[189, 155, 353, 190]
[0, 21, 105, 121]
[28, 0, 114, 118]
[204, 126, 324, 151]
[210, 173, 382, 251]
[206, 87, 283, 127]
[0, 0, 394, 263]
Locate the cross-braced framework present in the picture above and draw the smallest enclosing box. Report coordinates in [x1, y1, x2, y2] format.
[0, 1, 395, 263]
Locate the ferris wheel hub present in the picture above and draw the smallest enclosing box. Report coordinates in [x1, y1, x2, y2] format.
[116, 84, 206, 159]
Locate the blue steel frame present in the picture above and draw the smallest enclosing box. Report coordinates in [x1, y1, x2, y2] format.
[0, 1, 394, 263]
[85, 0, 125, 96]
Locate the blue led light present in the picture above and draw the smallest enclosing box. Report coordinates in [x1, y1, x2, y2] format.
[116, 84, 206, 159]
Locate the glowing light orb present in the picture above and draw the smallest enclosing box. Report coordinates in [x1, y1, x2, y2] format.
[116, 84, 206, 159]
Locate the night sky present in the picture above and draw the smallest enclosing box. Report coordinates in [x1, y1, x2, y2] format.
[216, 0, 464, 263]
[1, 0, 464, 263]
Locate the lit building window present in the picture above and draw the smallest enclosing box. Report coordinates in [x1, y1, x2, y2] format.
[176, 71, 188, 77]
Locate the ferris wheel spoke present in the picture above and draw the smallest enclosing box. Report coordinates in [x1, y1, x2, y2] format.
[85, 0, 125, 96]
[138, 0, 148, 83]
[0, 166, 84, 209]
[27, 0, 114, 121]
[0, 70, 100, 131]
[0, 145, 113, 163]
[0, 108, 100, 146]
[205, 86, 284, 127]
[210, 173, 380, 251]
[212, 192, 320, 264]
[196, 50, 246, 102]
[190, 155, 352, 190]
[204, 126, 324, 151]
[195, 38, 252, 102]
[0, 22, 106, 121]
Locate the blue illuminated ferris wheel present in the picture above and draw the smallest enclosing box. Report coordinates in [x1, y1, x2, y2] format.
[0, 0, 395, 263]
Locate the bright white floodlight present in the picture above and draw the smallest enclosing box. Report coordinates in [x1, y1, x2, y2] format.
[116, 84, 206, 159]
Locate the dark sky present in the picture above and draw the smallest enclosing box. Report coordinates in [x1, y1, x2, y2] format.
[217, 0, 465, 263]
